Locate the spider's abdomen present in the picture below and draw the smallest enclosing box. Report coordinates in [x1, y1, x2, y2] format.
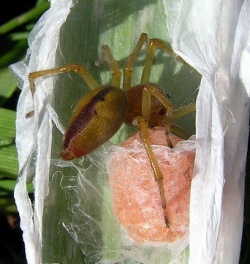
[60, 85, 128, 160]
[125, 84, 168, 126]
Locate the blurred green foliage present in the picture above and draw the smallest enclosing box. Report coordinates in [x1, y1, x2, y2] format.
[0, 0, 49, 205]
[0, 1, 49, 262]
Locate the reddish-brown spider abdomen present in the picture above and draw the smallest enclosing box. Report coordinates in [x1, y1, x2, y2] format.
[60, 85, 128, 160]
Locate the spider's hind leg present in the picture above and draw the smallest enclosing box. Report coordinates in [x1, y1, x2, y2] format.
[135, 116, 170, 228]
[27, 64, 100, 118]
[132, 82, 177, 227]
[29, 64, 100, 97]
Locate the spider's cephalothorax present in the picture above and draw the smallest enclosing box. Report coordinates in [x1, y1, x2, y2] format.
[28, 33, 196, 227]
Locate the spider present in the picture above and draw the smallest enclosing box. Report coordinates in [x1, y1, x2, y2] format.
[28, 33, 196, 227]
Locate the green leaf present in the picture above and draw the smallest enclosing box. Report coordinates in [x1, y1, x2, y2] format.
[0, 68, 17, 106]
[37, 1, 199, 263]
[0, 108, 18, 180]
[0, 40, 28, 69]
[0, 1, 50, 34]
[15, 1, 200, 263]
[0, 179, 17, 191]
[0, 195, 17, 213]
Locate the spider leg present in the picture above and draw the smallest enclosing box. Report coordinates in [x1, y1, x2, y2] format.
[29, 64, 100, 97]
[171, 103, 196, 139]
[141, 37, 198, 140]
[123, 33, 148, 90]
[142, 84, 174, 148]
[141, 38, 198, 83]
[135, 116, 170, 228]
[27, 64, 100, 117]
[171, 124, 192, 140]
[95, 45, 121, 88]
[173, 103, 196, 119]
[133, 83, 180, 227]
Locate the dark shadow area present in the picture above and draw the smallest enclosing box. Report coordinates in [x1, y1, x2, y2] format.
[239, 123, 250, 264]
[0, 209, 26, 264]
[0, 0, 36, 25]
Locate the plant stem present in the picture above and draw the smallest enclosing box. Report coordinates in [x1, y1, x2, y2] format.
[0, 2, 50, 34]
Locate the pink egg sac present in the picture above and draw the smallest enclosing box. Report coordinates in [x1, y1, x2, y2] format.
[108, 126, 195, 244]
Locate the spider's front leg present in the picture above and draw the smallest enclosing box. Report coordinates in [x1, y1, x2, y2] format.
[133, 83, 176, 228]
[134, 115, 170, 228]
[142, 84, 174, 148]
